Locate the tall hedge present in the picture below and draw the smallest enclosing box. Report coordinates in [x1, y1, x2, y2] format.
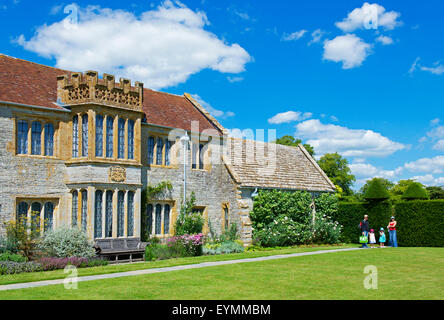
[335, 202, 393, 243]
[394, 200, 444, 247]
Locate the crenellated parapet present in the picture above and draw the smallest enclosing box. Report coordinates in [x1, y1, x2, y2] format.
[57, 71, 144, 112]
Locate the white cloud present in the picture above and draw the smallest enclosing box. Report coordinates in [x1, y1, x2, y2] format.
[16, 1, 251, 90]
[403, 156, 444, 174]
[295, 119, 406, 157]
[431, 118, 440, 126]
[376, 35, 394, 45]
[427, 126, 444, 139]
[330, 115, 339, 122]
[190, 94, 235, 119]
[227, 76, 244, 83]
[409, 57, 421, 74]
[433, 140, 444, 151]
[349, 163, 401, 180]
[323, 34, 372, 69]
[268, 111, 312, 125]
[410, 174, 444, 186]
[308, 29, 326, 45]
[282, 30, 307, 41]
[420, 64, 444, 75]
[335, 2, 401, 32]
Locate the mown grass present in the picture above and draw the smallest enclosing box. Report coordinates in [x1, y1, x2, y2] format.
[1, 247, 443, 300]
[0, 244, 353, 285]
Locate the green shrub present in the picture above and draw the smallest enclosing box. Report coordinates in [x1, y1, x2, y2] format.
[395, 200, 444, 247]
[311, 213, 342, 244]
[402, 182, 429, 200]
[0, 236, 19, 254]
[38, 226, 96, 258]
[0, 252, 27, 262]
[0, 261, 43, 275]
[145, 244, 174, 261]
[203, 241, 244, 255]
[314, 193, 339, 218]
[174, 212, 204, 236]
[250, 190, 312, 229]
[364, 179, 390, 200]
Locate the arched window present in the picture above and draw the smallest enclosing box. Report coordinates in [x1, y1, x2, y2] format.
[31, 202, 42, 233]
[95, 115, 104, 157]
[72, 190, 78, 226]
[17, 120, 28, 154]
[224, 205, 229, 230]
[199, 144, 205, 170]
[17, 201, 28, 224]
[156, 137, 164, 165]
[165, 140, 172, 166]
[127, 191, 134, 237]
[117, 191, 125, 237]
[164, 204, 170, 235]
[146, 204, 153, 236]
[118, 118, 125, 159]
[31, 121, 42, 155]
[106, 117, 114, 158]
[44, 123, 54, 156]
[81, 190, 88, 232]
[82, 114, 88, 157]
[72, 116, 79, 158]
[155, 204, 162, 235]
[127, 120, 135, 160]
[44, 202, 54, 232]
[105, 191, 113, 237]
[94, 190, 103, 238]
[147, 136, 155, 164]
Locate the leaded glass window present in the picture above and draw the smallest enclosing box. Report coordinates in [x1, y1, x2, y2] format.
[44, 202, 54, 232]
[105, 191, 113, 238]
[95, 115, 104, 157]
[31, 202, 42, 234]
[94, 190, 103, 238]
[17, 120, 28, 154]
[82, 114, 88, 157]
[31, 121, 42, 155]
[147, 136, 155, 164]
[17, 202, 28, 225]
[155, 204, 162, 235]
[192, 142, 198, 169]
[127, 120, 135, 160]
[106, 117, 114, 158]
[81, 190, 87, 232]
[118, 118, 125, 159]
[127, 191, 134, 237]
[146, 204, 153, 236]
[72, 116, 79, 158]
[44, 123, 54, 156]
[164, 204, 170, 235]
[156, 137, 163, 165]
[199, 143, 204, 170]
[117, 191, 125, 237]
[72, 191, 78, 226]
[224, 206, 229, 230]
[165, 140, 172, 166]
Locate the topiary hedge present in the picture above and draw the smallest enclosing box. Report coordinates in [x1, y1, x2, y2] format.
[394, 200, 444, 247]
[364, 179, 390, 200]
[335, 201, 393, 243]
[402, 182, 429, 200]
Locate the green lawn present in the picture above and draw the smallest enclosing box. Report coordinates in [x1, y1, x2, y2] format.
[0, 244, 353, 286]
[1, 247, 443, 300]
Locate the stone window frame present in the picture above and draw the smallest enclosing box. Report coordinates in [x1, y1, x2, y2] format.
[95, 114, 104, 158]
[222, 202, 230, 231]
[146, 201, 174, 237]
[191, 140, 209, 171]
[15, 117, 59, 159]
[146, 134, 175, 168]
[192, 206, 209, 235]
[15, 197, 59, 235]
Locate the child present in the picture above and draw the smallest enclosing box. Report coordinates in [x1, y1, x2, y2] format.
[368, 229, 376, 248]
[379, 228, 386, 248]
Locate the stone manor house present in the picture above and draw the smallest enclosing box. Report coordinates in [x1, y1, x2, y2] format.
[0, 54, 335, 247]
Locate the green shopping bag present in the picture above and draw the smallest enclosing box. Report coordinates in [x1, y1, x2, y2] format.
[359, 235, 368, 244]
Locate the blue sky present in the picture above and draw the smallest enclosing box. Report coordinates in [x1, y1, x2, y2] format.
[1, 0, 443, 189]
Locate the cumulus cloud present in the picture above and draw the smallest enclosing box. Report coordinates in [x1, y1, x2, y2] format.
[335, 2, 401, 32]
[268, 111, 312, 125]
[323, 34, 372, 69]
[295, 119, 406, 157]
[16, 1, 251, 90]
[410, 174, 444, 186]
[375, 35, 394, 45]
[433, 140, 444, 151]
[190, 94, 235, 119]
[403, 156, 444, 174]
[308, 29, 326, 45]
[282, 30, 307, 41]
[349, 162, 401, 180]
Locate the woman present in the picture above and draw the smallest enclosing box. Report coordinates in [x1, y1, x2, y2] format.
[387, 216, 398, 247]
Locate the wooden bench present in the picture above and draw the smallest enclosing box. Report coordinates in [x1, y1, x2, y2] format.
[95, 238, 146, 264]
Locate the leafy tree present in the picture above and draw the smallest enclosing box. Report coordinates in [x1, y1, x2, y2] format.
[360, 178, 394, 196]
[274, 135, 315, 157]
[364, 178, 391, 201]
[317, 153, 356, 195]
[402, 182, 429, 200]
[391, 179, 421, 196]
[426, 186, 444, 200]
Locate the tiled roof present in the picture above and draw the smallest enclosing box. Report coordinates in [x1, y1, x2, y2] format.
[0, 54, 222, 134]
[224, 139, 336, 192]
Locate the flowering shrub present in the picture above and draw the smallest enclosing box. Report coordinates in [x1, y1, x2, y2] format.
[203, 241, 244, 255]
[0, 261, 42, 275]
[311, 213, 342, 244]
[167, 234, 204, 257]
[38, 226, 96, 258]
[37, 257, 108, 271]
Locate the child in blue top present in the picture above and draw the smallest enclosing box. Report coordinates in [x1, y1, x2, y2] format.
[379, 228, 386, 248]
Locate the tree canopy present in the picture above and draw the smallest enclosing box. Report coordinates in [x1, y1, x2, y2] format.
[426, 186, 444, 200]
[317, 153, 355, 195]
[274, 135, 315, 157]
[402, 182, 430, 200]
[363, 178, 391, 200]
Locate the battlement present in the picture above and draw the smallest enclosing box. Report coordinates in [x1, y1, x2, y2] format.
[57, 71, 144, 112]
